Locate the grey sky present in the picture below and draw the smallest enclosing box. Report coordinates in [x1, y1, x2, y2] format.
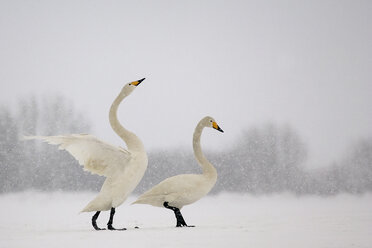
[0, 0, 371, 167]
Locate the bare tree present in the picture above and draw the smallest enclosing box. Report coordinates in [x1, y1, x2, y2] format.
[0, 95, 103, 193]
[0, 107, 20, 192]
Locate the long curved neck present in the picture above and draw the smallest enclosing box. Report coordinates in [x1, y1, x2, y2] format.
[193, 123, 217, 177]
[109, 91, 145, 153]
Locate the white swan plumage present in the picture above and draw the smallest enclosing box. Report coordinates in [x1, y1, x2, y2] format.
[24, 78, 148, 230]
[133, 116, 223, 227]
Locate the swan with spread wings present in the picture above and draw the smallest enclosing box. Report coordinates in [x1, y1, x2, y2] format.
[24, 78, 148, 231]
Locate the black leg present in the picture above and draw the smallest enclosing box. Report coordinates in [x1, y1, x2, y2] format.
[174, 208, 187, 227]
[163, 202, 195, 227]
[107, 207, 126, 231]
[92, 211, 105, 230]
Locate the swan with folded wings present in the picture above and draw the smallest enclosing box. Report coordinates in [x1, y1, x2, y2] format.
[133, 116, 223, 227]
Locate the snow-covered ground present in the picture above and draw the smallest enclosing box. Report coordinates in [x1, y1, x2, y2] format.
[0, 192, 371, 248]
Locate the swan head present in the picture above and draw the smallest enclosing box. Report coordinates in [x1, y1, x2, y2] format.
[121, 78, 145, 95]
[201, 116, 224, 133]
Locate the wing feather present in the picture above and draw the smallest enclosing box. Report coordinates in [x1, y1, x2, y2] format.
[23, 134, 131, 177]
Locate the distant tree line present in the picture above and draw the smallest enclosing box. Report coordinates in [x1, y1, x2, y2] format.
[0, 95, 103, 193]
[141, 125, 372, 195]
[0, 95, 371, 195]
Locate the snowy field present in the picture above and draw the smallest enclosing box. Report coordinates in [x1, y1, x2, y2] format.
[0, 192, 371, 248]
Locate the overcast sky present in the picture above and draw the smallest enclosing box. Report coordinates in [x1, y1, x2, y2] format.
[0, 0, 371, 167]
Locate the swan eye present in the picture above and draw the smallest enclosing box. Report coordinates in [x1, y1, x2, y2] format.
[210, 120, 213, 122]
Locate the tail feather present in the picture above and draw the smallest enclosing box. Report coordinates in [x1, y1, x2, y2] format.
[81, 194, 112, 212]
[22, 135, 46, 140]
[132, 195, 166, 207]
[22, 135, 80, 147]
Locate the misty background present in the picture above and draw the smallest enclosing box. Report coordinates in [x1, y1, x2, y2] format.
[0, 0, 371, 195]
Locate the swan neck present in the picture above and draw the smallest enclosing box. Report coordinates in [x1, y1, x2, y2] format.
[109, 91, 145, 152]
[193, 123, 217, 176]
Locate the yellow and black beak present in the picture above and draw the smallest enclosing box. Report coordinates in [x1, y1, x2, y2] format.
[212, 122, 224, 133]
[131, 78, 146, 86]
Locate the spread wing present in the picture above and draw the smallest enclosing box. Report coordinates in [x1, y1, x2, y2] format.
[23, 134, 131, 178]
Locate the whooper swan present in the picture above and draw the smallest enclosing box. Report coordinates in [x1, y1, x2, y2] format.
[24, 78, 148, 231]
[133, 116, 223, 227]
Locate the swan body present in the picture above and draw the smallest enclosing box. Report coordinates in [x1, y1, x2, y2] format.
[133, 173, 217, 209]
[133, 116, 223, 226]
[24, 78, 148, 230]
